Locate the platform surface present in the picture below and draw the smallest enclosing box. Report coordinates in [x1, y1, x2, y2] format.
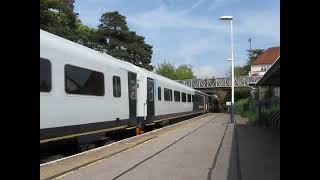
[41, 113, 280, 180]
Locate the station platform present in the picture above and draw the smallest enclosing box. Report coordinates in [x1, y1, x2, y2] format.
[40, 113, 280, 180]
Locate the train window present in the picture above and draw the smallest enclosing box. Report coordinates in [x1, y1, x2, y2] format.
[192, 95, 195, 102]
[182, 92, 186, 102]
[128, 79, 136, 100]
[158, 87, 161, 101]
[147, 79, 154, 101]
[164, 88, 172, 101]
[113, 76, 121, 97]
[65, 65, 105, 96]
[187, 94, 191, 102]
[40, 58, 51, 92]
[174, 91, 180, 102]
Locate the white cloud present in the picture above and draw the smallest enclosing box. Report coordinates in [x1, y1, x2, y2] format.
[176, 39, 213, 63]
[127, 4, 279, 41]
[75, 0, 279, 79]
[127, 6, 279, 78]
[209, 0, 240, 10]
[179, 0, 207, 15]
[127, 6, 224, 30]
[173, 35, 231, 68]
[236, 10, 280, 41]
[193, 64, 226, 78]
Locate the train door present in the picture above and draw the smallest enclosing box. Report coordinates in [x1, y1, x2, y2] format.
[205, 96, 209, 112]
[128, 72, 137, 123]
[146, 78, 155, 121]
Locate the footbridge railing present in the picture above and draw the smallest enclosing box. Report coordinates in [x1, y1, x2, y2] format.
[176, 76, 262, 88]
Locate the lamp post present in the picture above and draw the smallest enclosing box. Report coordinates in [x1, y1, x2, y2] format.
[220, 15, 235, 123]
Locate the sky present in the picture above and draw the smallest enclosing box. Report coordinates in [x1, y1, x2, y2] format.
[74, 0, 279, 78]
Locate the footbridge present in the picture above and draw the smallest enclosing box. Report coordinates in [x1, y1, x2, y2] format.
[176, 76, 262, 89]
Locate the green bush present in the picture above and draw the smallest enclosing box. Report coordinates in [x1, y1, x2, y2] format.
[235, 98, 280, 126]
[235, 98, 249, 115]
[225, 88, 251, 103]
[234, 88, 251, 101]
[242, 111, 257, 125]
[235, 98, 257, 125]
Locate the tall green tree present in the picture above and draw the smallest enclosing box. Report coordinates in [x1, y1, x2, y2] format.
[175, 64, 195, 80]
[74, 19, 101, 49]
[40, 4, 154, 71]
[95, 11, 154, 70]
[155, 61, 177, 80]
[243, 49, 264, 73]
[40, 0, 78, 41]
[234, 66, 248, 76]
[155, 61, 195, 80]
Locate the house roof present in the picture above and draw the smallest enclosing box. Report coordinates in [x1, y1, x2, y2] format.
[252, 46, 280, 65]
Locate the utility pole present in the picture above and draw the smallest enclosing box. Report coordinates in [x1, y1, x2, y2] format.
[219, 15, 235, 124]
[249, 38, 252, 51]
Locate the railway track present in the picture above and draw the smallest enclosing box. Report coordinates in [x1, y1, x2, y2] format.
[40, 111, 206, 164]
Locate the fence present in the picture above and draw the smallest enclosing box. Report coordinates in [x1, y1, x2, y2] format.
[243, 97, 280, 131]
[244, 97, 280, 112]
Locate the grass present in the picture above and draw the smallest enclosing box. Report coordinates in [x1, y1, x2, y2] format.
[235, 98, 279, 126]
[242, 111, 257, 125]
[259, 106, 280, 124]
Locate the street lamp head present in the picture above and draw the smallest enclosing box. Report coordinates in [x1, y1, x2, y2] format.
[219, 16, 233, 20]
[227, 58, 232, 61]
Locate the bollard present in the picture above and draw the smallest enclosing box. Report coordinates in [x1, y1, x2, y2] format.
[229, 105, 235, 124]
[233, 105, 236, 123]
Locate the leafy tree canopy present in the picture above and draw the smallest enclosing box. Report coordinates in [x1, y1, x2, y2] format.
[40, 2, 154, 71]
[40, 0, 78, 41]
[226, 66, 249, 77]
[155, 61, 195, 80]
[95, 11, 153, 70]
[176, 64, 195, 80]
[243, 49, 264, 73]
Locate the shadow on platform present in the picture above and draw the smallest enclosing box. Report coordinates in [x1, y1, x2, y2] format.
[227, 119, 280, 180]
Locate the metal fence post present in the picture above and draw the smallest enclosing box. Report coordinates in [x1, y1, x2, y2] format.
[256, 101, 261, 121]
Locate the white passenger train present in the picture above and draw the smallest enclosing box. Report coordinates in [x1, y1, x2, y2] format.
[40, 29, 209, 148]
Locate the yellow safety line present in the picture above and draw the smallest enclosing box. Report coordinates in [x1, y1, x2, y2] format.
[125, 142, 137, 145]
[42, 112, 202, 144]
[54, 170, 75, 179]
[125, 126, 137, 130]
[40, 125, 128, 144]
[153, 112, 198, 123]
[47, 114, 211, 179]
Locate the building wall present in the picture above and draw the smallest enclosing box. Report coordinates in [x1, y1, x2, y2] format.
[250, 64, 272, 76]
[257, 86, 280, 100]
[251, 64, 262, 72]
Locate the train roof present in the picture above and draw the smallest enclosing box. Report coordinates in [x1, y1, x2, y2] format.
[40, 29, 196, 92]
[138, 68, 195, 92]
[40, 29, 140, 73]
[195, 89, 208, 96]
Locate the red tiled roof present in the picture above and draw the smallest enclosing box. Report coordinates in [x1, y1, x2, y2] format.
[252, 46, 280, 65]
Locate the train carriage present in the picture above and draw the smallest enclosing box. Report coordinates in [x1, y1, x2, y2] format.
[40, 29, 209, 153]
